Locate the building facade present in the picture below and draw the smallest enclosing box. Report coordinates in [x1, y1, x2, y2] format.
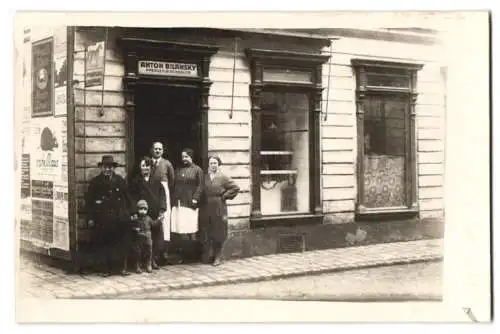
[17, 26, 446, 264]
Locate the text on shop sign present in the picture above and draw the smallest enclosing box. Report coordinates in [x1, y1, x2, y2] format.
[138, 61, 198, 77]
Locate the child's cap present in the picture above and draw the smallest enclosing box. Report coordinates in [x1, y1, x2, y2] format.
[137, 200, 148, 209]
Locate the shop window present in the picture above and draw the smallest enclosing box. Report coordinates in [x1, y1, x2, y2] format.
[245, 48, 330, 225]
[352, 59, 423, 217]
[260, 91, 310, 215]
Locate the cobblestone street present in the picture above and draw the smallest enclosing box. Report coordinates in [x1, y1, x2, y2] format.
[118, 261, 443, 301]
[17, 239, 443, 299]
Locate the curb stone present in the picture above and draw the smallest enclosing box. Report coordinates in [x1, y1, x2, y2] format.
[162, 254, 443, 293]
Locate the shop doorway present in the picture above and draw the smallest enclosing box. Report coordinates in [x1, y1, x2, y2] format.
[133, 84, 204, 264]
[134, 85, 203, 169]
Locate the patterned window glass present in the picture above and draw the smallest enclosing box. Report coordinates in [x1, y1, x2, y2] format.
[363, 96, 408, 208]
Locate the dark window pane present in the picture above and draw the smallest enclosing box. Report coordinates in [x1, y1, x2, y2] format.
[366, 72, 410, 88]
[263, 68, 312, 83]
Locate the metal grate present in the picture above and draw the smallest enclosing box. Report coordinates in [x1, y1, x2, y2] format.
[277, 234, 306, 254]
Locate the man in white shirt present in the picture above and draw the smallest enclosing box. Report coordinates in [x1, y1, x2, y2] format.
[150, 142, 175, 265]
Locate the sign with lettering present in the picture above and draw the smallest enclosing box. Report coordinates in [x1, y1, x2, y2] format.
[138, 60, 198, 77]
[32, 38, 54, 117]
[29, 118, 63, 182]
[85, 41, 105, 87]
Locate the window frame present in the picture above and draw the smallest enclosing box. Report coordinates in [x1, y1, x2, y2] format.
[352, 59, 423, 220]
[246, 48, 330, 227]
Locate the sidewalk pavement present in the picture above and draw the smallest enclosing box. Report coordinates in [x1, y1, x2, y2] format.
[18, 239, 443, 299]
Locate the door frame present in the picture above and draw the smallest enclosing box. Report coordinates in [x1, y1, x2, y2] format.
[117, 36, 219, 176]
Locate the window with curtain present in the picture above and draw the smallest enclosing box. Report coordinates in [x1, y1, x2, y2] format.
[352, 59, 422, 215]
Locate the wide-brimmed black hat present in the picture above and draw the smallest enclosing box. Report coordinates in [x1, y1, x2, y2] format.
[98, 155, 118, 167]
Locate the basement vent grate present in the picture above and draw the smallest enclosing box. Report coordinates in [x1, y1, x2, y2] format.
[277, 234, 306, 254]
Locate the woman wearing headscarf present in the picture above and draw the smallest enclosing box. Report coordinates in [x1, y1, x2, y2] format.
[170, 148, 204, 263]
[200, 155, 240, 266]
[128, 156, 167, 269]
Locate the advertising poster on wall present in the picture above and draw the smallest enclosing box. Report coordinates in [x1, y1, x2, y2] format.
[20, 29, 70, 256]
[60, 118, 68, 183]
[20, 199, 32, 240]
[32, 37, 53, 117]
[29, 118, 63, 182]
[21, 154, 30, 199]
[54, 55, 67, 116]
[85, 41, 105, 87]
[54, 27, 67, 117]
[53, 185, 69, 251]
[31, 180, 54, 244]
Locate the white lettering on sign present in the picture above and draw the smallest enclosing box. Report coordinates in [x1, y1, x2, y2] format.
[138, 61, 198, 77]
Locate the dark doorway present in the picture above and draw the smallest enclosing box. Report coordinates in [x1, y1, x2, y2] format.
[134, 84, 203, 264]
[134, 85, 202, 169]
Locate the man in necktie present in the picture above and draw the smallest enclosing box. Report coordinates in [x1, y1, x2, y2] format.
[149, 142, 175, 266]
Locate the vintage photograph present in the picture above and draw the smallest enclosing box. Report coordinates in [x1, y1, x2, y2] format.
[12, 11, 491, 323]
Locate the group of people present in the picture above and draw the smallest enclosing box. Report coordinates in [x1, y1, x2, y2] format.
[85, 142, 240, 277]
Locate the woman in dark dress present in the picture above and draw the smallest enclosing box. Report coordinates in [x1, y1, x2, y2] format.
[200, 155, 240, 266]
[128, 156, 167, 269]
[171, 148, 204, 263]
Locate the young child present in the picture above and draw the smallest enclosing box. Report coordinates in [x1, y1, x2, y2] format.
[130, 200, 154, 273]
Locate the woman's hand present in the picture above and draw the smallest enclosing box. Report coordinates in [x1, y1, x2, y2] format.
[158, 210, 165, 221]
[130, 214, 138, 220]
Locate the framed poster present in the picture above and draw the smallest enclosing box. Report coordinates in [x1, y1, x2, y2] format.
[32, 37, 54, 117]
[85, 41, 105, 87]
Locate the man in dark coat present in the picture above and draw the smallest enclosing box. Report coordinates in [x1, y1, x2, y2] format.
[85, 155, 132, 277]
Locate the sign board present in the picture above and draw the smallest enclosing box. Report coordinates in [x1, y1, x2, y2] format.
[138, 60, 198, 77]
[85, 41, 105, 87]
[32, 38, 53, 117]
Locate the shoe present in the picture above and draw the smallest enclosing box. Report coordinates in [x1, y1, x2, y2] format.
[152, 261, 159, 270]
[135, 265, 142, 274]
[212, 258, 221, 266]
[146, 264, 153, 273]
[99, 271, 111, 277]
[121, 269, 131, 276]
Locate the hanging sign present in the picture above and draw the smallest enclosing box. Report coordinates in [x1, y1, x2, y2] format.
[138, 60, 198, 77]
[85, 41, 105, 87]
[32, 37, 54, 117]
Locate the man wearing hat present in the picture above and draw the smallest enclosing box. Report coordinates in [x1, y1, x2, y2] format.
[85, 155, 132, 276]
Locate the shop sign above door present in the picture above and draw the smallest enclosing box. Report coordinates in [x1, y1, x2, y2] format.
[138, 60, 198, 77]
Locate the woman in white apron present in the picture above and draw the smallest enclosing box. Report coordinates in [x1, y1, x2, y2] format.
[171, 148, 204, 263]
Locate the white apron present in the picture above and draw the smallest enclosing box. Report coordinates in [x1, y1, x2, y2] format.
[160, 181, 171, 241]
[171, 200, 199, 234]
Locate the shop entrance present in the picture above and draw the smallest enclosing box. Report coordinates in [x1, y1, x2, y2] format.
[134, 85, 202, 168]
[133, 84, 203, 264]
